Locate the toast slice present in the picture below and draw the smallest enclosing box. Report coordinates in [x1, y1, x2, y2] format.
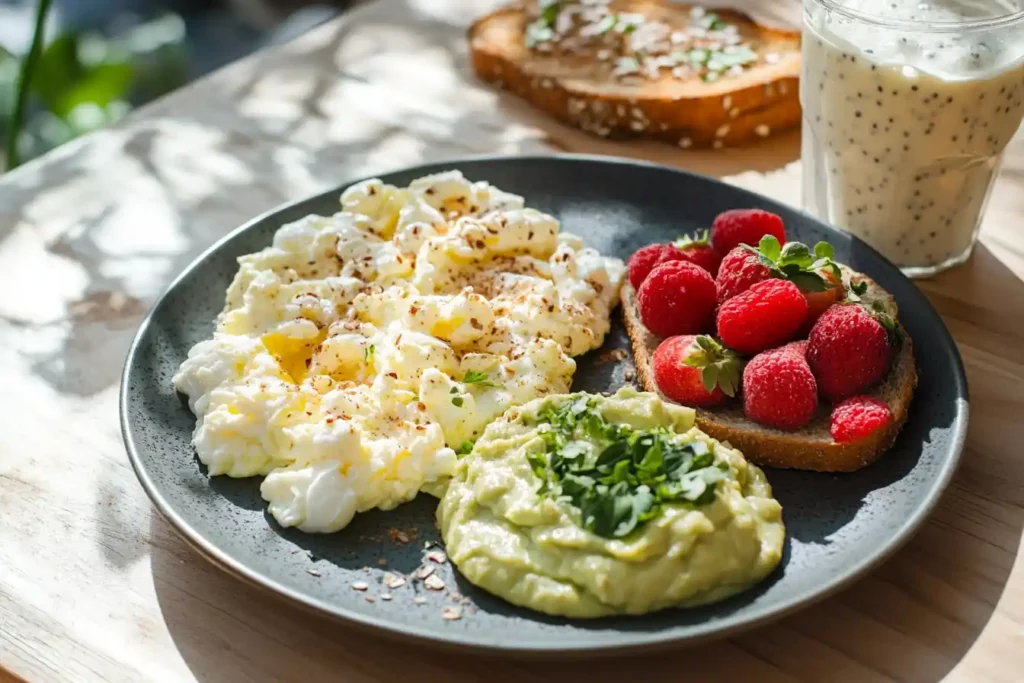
[622, 267, 917, 472]
[469, 0, 801, 147]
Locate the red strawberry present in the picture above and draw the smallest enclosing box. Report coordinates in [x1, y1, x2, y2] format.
[710, 209, 786, 255]
[716, 279, 808, 354]
[715, 246, 773, 304]
[807, 304, 895, 402]
[777, 340, 808, 357]
[674, 230, 723, 276]
[803, 271, 845, 330]
[743, 345, 818, 431]
[628, 243, 687, 289]
[652, 335, 743, 407]
[830, 396, 894, 443]
[637, 261, 718, 337]
[716, 236, 847, 310]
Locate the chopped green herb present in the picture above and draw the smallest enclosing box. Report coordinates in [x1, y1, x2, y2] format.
[456, 440, 474, 456]
[462, 370, 499, 388]
[526, 396, 726, 539]
[451, 396, 464, 407]
[364, 344, 375, 362]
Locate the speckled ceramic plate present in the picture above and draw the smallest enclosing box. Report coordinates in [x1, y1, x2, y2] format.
[120, 155, 968, 656]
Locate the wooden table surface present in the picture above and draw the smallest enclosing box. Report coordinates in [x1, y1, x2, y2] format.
[2, 0, 1022, 681]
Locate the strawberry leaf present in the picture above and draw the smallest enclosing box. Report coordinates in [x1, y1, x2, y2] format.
[814, 241, 835, 260]
[777, 241, 814, 268]
[759, 234, 782, 262]
[784, 267, 831, 292]
[844, 279, 869, 303]
[701, 365, 719, 394]
[683, 335, 743, 398]
[870, 302, 905, 346]
[675, 229, 711, 250]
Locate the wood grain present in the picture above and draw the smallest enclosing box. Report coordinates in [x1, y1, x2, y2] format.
[1, 0, 1022, 681]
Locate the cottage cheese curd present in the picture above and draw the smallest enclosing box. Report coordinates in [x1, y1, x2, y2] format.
[174, 171, 625, 532]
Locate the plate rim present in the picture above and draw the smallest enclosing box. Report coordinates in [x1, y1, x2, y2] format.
[120, 153, 969, 656]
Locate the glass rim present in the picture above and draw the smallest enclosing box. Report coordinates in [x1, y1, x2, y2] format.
[810, 0, 1024, 31]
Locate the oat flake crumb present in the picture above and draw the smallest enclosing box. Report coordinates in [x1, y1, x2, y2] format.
[381, 593, 393, 601]
[426, 550, 448, 564]
[384, 573, 407, 589]
[414, 596, 428, 605]
[307, 569, 321, 577]
[442, 606, 463, 621]
[424, 575, 446, 591]
[415, 565, 436, 580]
[352, 581, 369, 591]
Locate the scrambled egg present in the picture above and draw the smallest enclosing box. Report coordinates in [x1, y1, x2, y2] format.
[174, 171, 625, 533]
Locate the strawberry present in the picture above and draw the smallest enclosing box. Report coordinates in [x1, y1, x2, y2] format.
[715, 246, 772, 304]
[743, 345, 819, 431]
[830, 396, 894, 443]
[716, 235, 845, 307]
[637, 261, 718, 337]
[627, 243, 687, 289]
[710, 208, 786, 255]
[807, 304, 897, 402]
[803, 269, 845, 330]
[673, 230, 723, 276]
[716, 279, 808, 354]
[652, 335, 743, 407]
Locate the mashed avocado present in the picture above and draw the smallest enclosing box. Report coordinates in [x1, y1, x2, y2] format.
[437, 388, 785, 618]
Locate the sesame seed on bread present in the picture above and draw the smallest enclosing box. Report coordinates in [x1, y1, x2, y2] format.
[622, 266, 917, 472]
[469, 0, 801, 147]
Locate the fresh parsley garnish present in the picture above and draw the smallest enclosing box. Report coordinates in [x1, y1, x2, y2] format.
[363, 344, 375, 362]
[527, 397, 727, 539]
[462, 370, 499, 388]
[452, 396, 464, 407]
[456, 440, 474, 456]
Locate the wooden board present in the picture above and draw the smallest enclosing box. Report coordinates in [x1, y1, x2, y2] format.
[0, 0, 1022, 681]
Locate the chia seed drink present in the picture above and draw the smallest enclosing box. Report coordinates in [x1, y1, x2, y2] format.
[801, 0, 1024, 277]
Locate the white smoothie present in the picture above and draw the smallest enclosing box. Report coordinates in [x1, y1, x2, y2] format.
[801, 0, 1024, 273]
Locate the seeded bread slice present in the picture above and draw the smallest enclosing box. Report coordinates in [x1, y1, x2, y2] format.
[622, 267, 917, 472]
[469, 1, 801, 147]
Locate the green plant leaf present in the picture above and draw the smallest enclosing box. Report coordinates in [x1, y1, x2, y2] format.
[53, 61, 133, 120]
[30, 33, 83, 113]
[814, 241, 835, 260]
[759, 235, 782, 262]
[701, 364, 719, 394]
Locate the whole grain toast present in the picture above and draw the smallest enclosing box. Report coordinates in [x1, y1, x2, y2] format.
[469, 0, 801, 147]
[622, 266, 917, 472]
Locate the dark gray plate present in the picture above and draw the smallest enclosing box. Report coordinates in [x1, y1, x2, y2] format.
[120, 155, 968, 656]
